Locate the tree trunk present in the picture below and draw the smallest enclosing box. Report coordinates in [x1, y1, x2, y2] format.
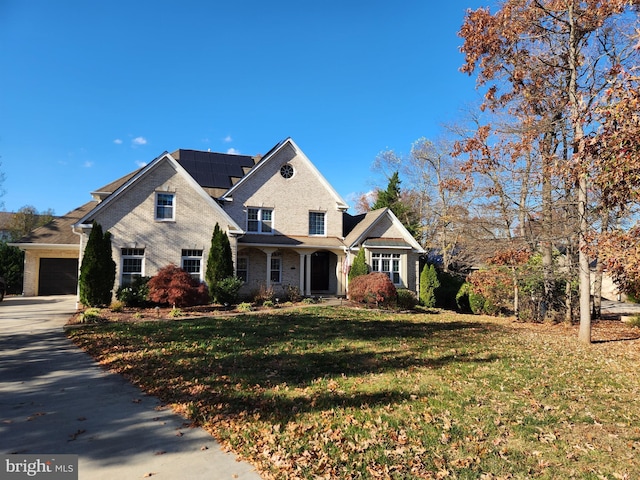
[578, 176, 592, 343]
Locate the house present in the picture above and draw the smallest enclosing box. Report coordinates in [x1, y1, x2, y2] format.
[13, 138, 424, 300]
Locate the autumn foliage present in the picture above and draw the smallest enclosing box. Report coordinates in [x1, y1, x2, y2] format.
[147, 264, 209, 307]
[348, 272, 397, 307]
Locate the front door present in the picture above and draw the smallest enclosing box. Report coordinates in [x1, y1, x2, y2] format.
[310, 251, 330, 291]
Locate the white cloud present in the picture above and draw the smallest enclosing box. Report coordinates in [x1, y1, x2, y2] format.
[84, 161, 94, 168]
[223, 135, 233, 143]
[227, 147, 240, 155]
[113, 138, 123, 145]
[135, 160, 148, 168]
[132, 136, 147, 146]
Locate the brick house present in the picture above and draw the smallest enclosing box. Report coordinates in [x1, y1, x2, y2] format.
[14, 138, 424, 299]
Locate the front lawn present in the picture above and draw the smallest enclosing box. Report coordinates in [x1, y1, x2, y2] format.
[67, 307, 640, 479]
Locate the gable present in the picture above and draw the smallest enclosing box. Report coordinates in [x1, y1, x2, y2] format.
[221, 139, 349, 238]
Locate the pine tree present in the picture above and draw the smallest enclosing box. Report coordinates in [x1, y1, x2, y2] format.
[205, 223, 234, 302]
[372, 171, 420, 238]
[420, 264, 440, 308]
[348, 248, 368, 281]
[79, 221, 115, 306]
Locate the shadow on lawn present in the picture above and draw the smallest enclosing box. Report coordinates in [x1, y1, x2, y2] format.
[79, 309, 504, 422]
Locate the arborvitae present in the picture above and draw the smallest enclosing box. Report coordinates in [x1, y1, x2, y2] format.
[205, 223, 234, 302]
[348, 248, 368, 281]
[79, 221, 116, 306]
[420, 264, 440, 308]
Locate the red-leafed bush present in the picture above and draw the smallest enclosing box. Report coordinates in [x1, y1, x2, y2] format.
[348, 272, 397, 307]
[147, 264, 209, 307]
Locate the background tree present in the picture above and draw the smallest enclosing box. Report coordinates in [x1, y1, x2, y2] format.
[9, 205, 55, 241]
[79, 222, 116, 307]
[371, 171, 421, 238]
[0, 241, 24, 294]
[458, 0, 639, 342]
[205, 223, 234, 303]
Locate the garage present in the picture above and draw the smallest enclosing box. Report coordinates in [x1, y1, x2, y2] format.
[38, 258, 78, 295]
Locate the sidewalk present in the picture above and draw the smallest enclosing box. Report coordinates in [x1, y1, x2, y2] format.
[0, 295, 262, 480]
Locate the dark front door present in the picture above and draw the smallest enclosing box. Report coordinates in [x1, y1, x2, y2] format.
[38, 258, 78, 295]
[310, 251, 330, 291]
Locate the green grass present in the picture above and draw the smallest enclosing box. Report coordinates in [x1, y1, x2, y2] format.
[67, 307, 640, 479]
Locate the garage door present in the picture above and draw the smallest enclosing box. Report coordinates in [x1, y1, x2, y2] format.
[38, 258, 78, 295]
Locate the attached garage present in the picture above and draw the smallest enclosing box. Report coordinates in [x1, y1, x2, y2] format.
[38, 258, 78, 295]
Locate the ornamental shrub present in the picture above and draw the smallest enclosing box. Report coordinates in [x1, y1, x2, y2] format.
[348, 272, 397, 307]
[419, 264, 440, 308]
[116, 276, 150, 307]
[396, 288, 418, 309]
[79, 222, 116, 307]
[348, 248, 368, 281]
[205, 223, 234, 302]
[215, 276, 243, 306]
[147, 264, 209, 307]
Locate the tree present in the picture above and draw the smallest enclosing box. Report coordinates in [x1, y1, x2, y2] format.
[0, 160, 5, 210]
[79, 222, 116, 307]
[458, 0, 639, 343]
[9, 205, 55, 241]
[148, 264, 209, 307]
[0, 241, 24, 294]
[205, 223, 234, 303]
[348, 248, 368, 281]
[419, 264, 440, 308]
[370, 171, 421, 239]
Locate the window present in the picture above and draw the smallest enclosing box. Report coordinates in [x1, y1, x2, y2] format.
[270, 254, 282, 283]
[121, 248, 145, 287]
[371, 252, 401, 285]
[280, 163, 294, 179]
[237, 256, 248, 282]
[247, 208, 273, 233]
[181, 249, 203, 281]
[309, 211, 326, 236]
[155, 193, 175, 221]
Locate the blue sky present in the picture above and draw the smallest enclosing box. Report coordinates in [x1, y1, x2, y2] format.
[0, 1, 491, 215]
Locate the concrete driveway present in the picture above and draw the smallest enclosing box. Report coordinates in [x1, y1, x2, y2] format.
[0, 295, 262, 480]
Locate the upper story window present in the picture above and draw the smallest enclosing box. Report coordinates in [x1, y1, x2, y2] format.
[181, 249, 203, 282]
[309, 211, 326, 236]
[121, 248, 145, 287]
[371, 252, 401, 285]
[280, 163, 294, 179]
[247, 207, 273, 234]
[155, 193, 175, 221]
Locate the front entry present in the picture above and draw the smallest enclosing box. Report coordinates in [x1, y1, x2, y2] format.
[310, 251, 330, 291]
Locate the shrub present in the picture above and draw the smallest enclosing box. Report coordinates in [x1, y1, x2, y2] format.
[284, 284, 302, 303]
[205, 223, 234, 303]
[396, 288, 418, 309]
[419, 264, 440, 308]
[455, 282, 472, 313]
[147, 264, 209, 307]
[79, 222, 116, 307]
[116, 276, 150, 307]
[80, 307, 103, 323]
[263, 300, 275, 308]
[436, 270, 466, 310]
[169, 308, 183, 318]
[237, 302, 253, 312]
[253, 284, 275, 304]
[468, 290, 487, 315]
[348, 249, 369, 281]
[109, 300, 124, 312]
[349, 272, 397, 307]
[214, 276, 243, 306]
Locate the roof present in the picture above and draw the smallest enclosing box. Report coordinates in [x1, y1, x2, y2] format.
[363, 238, 413, 249]
[172, 149, 257, 196]
[13, 202, 97, 246]
[343, 209, 388, 246]
[238, 234, 345, 249]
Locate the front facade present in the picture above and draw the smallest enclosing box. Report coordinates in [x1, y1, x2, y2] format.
[15, 138, 424, 300]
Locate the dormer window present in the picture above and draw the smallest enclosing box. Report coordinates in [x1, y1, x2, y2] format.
[155, 193, 175, 221]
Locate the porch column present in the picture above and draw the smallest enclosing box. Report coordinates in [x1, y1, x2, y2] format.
[265, 251, 272, 289]
[299, 254, 305, 293]
[305, 254, 312, 296]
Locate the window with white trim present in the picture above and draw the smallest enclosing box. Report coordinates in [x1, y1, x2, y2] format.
[247, 207, 273, 233]
[181, 249, 203, 282]
[155, 193, 175, 221]
[270, 254, 282, 283]
[121, 248, 145, 287]
[237, 256, 248, 282]
[309, 211, 326, 236]
[371, 252, 401, 285]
